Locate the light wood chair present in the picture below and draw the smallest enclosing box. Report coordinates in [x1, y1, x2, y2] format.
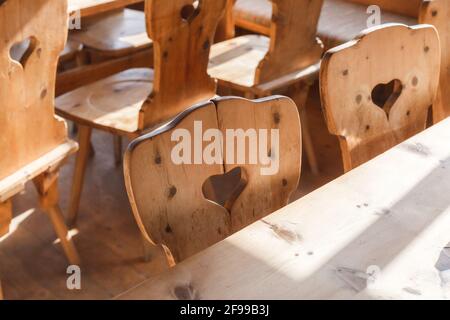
[124, 96, 302, 264]
[232, 0, 450, 123]
[320, 24, 440, 172]
[56, 0, 228, 227]
[419, 0, 450, 123]
[208, 0, 324, 175]
[0, 0, 81, 298]
[69, 7, 152, 62]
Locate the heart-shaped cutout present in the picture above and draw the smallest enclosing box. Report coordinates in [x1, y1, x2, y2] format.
[10, 37, 37, 68]
[371, 79, 403, 119]
[202, 167, 247, 212]
[180, 0, 201, 22]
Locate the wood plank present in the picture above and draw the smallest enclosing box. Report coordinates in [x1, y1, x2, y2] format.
[68, 0, 143, 17]
[117, 117, 450, 300]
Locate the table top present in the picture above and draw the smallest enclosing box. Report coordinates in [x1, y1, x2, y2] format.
[68, 0, 143, 17]
[118, 117, 450, 300]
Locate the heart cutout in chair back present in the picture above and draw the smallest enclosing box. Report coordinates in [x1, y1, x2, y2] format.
[10, 37, 37, 68]
[202, 167, 247, 212]
[180, 0, 201, 22]
[371, 79, 403, 119]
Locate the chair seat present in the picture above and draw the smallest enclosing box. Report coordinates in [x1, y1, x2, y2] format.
[233, 0, 416, 48]
[70, 8, 152, 56]
[0, 140, 78, 202]
[209, 35, 269, 88]
[56, 68, 154, 134]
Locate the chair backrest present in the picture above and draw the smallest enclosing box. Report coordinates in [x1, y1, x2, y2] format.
[139, 0, 227, 129]
[0, 0, 69, 180]
[255, 0, 324, 84]
[348, 0, 422, 17]
[419, 0, 450, 123]
[320, 24, 440, 172]
[125, 96, 301, 263]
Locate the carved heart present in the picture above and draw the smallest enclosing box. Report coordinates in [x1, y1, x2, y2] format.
[10, 37, 36, 68]
[371, 79, 403, 119]
[202, 167, 247, 212]
[180, 0, 201, 22]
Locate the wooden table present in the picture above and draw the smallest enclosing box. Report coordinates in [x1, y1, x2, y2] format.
[68, 0, 143, 17]
[118, 117, 450, 300]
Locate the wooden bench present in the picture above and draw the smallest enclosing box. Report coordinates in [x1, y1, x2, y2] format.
[124, 96, 301, 264]
[320, 24, 440, 171]
[117, 115, 450, 300]
[232, 0, 450, 122]
[209, 0, 324, 175]
[1, 0, 81, 299]
[56, 0, 228, 226]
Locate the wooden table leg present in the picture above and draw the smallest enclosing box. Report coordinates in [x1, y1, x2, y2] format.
[34, 172, 81, 266]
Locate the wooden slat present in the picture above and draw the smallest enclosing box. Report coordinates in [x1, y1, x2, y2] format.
[117, 116, 450, 300]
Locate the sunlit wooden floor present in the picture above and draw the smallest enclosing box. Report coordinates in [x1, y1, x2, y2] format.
[0, 84, 343, 299]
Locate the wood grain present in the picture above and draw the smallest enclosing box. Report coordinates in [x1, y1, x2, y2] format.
[0, 0, 69, 181]
[320, 24, 440, 171]
[419, 0, 450, 123]
[124, 96, 301, 263]
[118, 116, 450, 300]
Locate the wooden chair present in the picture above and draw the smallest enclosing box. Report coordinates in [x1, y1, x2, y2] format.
[0, 0, 81, 297]
[233, 0, 450, 123]
[56, 0, 228, 226]
[124, 96, 302, 264]
[419, 0, 450, 123]
[69, 7, 152, 62]
[209, 0, 324, 175]
[320, 24, 440, 172]
[233, 0, 418, 45]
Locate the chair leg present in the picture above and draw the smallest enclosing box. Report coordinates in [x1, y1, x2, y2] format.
[0, 280, 3, 300]
[34, 172, 81, 266]
[68, 125, 92, 227]
[0, 200, 12, 237]
[142, 236, 152, 262]
[299, 105, 319, 175]
[289, 83, 320, 175]
[114, 135, 123, 166]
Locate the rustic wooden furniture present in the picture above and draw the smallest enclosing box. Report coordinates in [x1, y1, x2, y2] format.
[69, 7, 152, 61]
[209, 0, 324, 175]
[419, 0, 450, 122]
[56, 0, 228, 226]
[68, 0, 143, 17]
[320, 24, 440, 172]
[0, 0, 81, 281]
[233, 0, 417, 46]
[118, 116, 450, 300]
[233, 0, 450, 123]
[124, 96, 302, 265]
